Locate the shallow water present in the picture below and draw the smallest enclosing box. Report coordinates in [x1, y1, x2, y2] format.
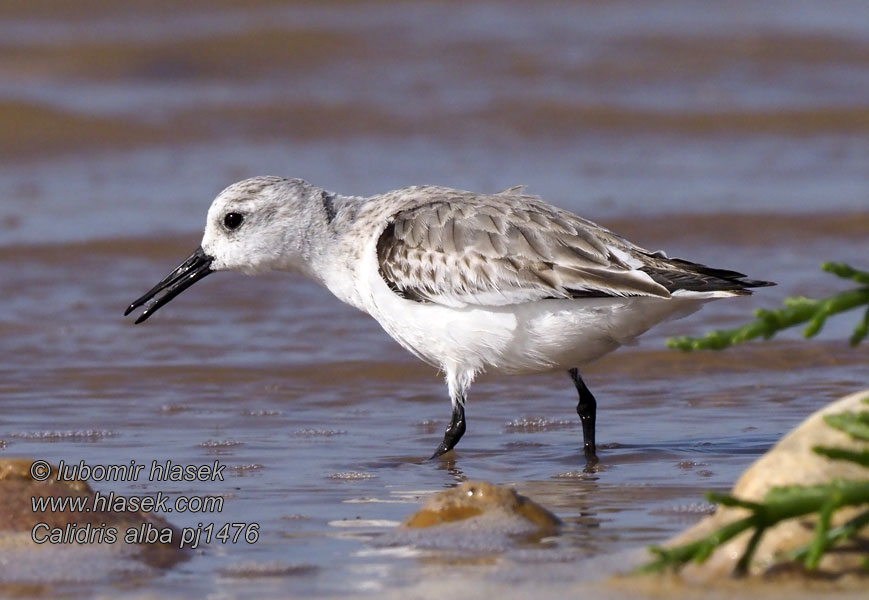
[1, 1, 867, 597]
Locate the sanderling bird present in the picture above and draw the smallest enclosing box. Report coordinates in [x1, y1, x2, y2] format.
[126, 177, 773, 462]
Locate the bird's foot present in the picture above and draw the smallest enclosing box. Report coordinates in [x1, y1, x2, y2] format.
[583, 447, 599, 472]
[429, 404, 466, 459]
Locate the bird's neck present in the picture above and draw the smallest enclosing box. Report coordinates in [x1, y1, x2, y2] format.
[294, 192, 372, 311]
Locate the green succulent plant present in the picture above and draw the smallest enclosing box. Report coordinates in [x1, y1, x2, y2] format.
[644, 263, 869, 576]
[668, 262, 869, 351]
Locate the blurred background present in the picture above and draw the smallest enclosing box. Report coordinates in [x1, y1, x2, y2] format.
[1, 1, 867, 597]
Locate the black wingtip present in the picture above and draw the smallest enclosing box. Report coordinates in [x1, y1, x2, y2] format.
[643, 257, 777, 295]
[741, 278, 776, 288]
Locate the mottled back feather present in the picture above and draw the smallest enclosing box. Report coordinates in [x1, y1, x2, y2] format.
[375, 187, 773, 308]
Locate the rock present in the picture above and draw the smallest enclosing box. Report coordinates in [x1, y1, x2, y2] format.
[0, 457, 187, 587]
[402, 481, 561, 532]
[663, 389, 869, 580]
[382, 481, 561, 556]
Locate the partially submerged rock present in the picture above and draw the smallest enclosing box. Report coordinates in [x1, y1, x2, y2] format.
[403, 481, 561, 532]
[662, 389, 869, 580]
[0, 457, 187, 588]
[380, 481, 561, 557]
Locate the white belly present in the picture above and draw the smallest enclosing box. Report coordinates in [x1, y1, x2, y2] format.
[360, 262, 704, 376]
[372, 297, 626, 375]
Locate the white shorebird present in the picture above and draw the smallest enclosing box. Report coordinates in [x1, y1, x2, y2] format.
[126, 177, 773, 462]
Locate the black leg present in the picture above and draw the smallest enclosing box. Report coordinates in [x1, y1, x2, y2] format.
[569, 368, 598, 464]
[430, 401, 466, 459]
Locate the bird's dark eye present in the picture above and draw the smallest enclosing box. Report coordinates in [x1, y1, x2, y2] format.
[224, 212, 244, 230]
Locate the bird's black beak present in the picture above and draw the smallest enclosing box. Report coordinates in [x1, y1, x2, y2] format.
[124, 246, 214, 324]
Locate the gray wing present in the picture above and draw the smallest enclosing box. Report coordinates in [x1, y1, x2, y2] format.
[375, 190, 672, 308]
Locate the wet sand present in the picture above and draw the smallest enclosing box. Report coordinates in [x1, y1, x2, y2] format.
[1, 1, 867, 597]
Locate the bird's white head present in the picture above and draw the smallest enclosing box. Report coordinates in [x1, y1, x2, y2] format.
[202, 176, 323, 275]
[125, 176, 331, 323]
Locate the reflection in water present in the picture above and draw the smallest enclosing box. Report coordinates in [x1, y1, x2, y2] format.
[432, 458, 467, 484]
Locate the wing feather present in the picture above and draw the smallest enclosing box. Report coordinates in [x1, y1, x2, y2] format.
[375, 191, 672, 307]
